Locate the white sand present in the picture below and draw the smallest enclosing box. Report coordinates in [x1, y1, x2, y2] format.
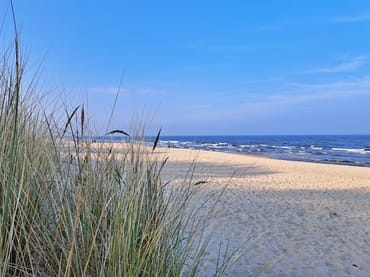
[158, 148, 370, 276]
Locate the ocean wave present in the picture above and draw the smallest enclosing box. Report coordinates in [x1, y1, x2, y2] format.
[332, 148, 369, 155]
[310, 145, 324, 150]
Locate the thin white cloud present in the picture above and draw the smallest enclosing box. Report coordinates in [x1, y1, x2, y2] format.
[302, 56, 369, 74]
[264, 75, 370, 105]
[181, 41, 275, 52]
[239, 76, 285, 85]
[331, 13, 370, 23]
[89, 87, 127, 95]
[155, 74, 370, 136]
[134, 88, 167, 97]
[194, 75, 370, 118]
[89, 86, 167, 97]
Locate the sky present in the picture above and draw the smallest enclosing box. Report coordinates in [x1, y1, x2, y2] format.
[1, 1, 370, 135]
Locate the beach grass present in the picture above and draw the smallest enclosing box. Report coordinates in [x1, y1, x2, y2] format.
[0, 27, 232, 276]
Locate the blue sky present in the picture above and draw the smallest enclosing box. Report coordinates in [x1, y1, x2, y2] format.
[1, 1, 370, 135]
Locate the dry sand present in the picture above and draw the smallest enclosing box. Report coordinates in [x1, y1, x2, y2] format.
[157, 147, 370, 276]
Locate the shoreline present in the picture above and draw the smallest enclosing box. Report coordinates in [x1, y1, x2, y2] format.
[184, 147, 370, 168]
[155, 134, 370, 168]
[91, 134, 370, 167]
[158, 146, 370, 171]
[165, 146, 370, 168]
[87, 138, 370, 168]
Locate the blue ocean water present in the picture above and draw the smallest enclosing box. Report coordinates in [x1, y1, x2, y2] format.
[102, 135, 370, 167]
[152, 135, 370, 167]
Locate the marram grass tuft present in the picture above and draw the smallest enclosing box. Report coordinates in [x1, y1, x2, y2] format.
[0, 25, 235, 277]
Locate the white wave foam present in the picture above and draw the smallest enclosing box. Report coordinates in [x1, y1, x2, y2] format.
[332, 148, 369, 154]
[217, 142, 228, 146]
[281, 146, 294, 149]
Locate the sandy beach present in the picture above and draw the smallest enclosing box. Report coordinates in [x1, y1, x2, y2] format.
[156, 147, 370, 276]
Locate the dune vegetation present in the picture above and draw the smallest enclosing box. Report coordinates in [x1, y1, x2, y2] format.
[0, 17, 232, 277]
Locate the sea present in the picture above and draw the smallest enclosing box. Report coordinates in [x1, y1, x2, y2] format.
[103, 135, 370, 167]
